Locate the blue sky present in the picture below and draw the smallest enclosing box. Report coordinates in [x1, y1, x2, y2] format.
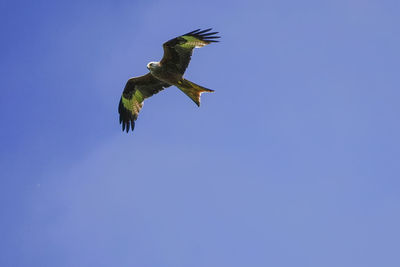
[1, 0, 400, 266]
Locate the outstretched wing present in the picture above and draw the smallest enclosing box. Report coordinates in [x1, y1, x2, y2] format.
[118, 73, 170, 132]
[160, 28, 220, 75]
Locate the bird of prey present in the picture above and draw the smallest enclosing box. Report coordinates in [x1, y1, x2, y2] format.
[118, 28, 220, 132]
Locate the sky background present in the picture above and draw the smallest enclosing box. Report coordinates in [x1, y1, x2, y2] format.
[1, 0, 400, 266]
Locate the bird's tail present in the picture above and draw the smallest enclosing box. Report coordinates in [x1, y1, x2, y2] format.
[176, 79, 214, 106]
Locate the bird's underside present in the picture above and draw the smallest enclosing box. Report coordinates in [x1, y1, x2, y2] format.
[118, 28, 220, 133]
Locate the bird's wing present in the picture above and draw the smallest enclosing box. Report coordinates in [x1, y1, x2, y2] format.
[160, 28, 220, 74]
[118, 73, 170, 132]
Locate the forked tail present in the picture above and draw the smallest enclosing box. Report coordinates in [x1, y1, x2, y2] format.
[176, 79, 214, 106]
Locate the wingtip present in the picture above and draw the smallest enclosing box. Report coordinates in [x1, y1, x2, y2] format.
[131, 120, 135, 131]
[194, 29, 220, 43]
[184, 28, 220, 39]
[185, 28, 201, 35]
[196, 28, 213, 35]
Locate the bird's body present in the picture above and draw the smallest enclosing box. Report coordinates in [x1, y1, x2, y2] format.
[118, 28, 220, 132]
[147, 61, 181, 85]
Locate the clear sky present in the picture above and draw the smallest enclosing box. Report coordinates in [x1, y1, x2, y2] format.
[1, 0, 400, 266]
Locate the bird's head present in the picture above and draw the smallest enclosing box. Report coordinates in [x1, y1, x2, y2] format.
[147, 61, 160, 71]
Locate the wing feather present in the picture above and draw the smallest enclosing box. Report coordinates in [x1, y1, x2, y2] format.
[118, 73, 170, 132]
[160, 28, 220, 74]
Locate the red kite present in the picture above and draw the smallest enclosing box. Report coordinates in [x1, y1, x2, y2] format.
[118, 29, 220, 132]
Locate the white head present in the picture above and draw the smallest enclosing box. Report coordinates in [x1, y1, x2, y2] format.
[147, 61, 160, 71]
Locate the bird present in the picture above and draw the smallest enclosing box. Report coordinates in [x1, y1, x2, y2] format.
[118, 28, 220, 132]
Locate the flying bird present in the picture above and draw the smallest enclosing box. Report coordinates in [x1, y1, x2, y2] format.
[118, 28, 220, 132]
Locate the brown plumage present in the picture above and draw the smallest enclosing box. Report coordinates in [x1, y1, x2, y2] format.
[118, 28, 220, 132]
